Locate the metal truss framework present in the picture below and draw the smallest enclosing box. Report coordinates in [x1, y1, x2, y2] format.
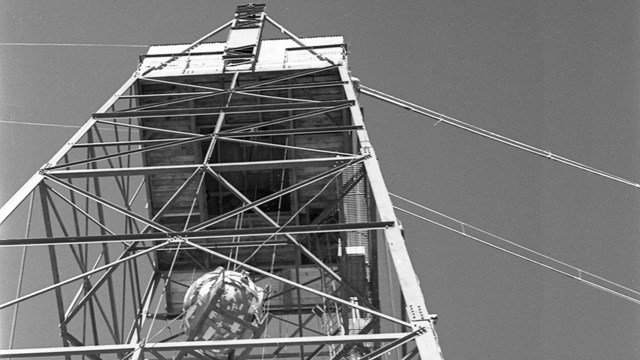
[0, 7, 444, 360]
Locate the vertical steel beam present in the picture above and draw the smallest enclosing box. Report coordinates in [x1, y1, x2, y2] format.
[39, 185, 73, 360]
[126, 271, 161, 345]
[8, 193, 34, 351]
[338, 66, 444, 360]
[87, 129, 122, 342]
[294, 246, 305, 360]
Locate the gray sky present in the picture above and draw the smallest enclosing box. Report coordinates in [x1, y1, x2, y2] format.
[1, 1, 639, 359]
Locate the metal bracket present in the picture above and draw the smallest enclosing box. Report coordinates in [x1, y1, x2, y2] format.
[407, 304, 438, 323]
[39, 163, 53, 175]
[168, 236, 186, 244]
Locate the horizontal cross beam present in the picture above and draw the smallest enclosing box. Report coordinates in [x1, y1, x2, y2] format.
[220, 125, 363, 137]
[46, 156, 360, 178]
[92, 100, 354, 119]
[0, 333, 412, 358]
[0, 221, 395, 246]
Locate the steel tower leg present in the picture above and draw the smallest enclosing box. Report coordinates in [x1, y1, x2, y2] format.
[338, 67, 444, 360]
